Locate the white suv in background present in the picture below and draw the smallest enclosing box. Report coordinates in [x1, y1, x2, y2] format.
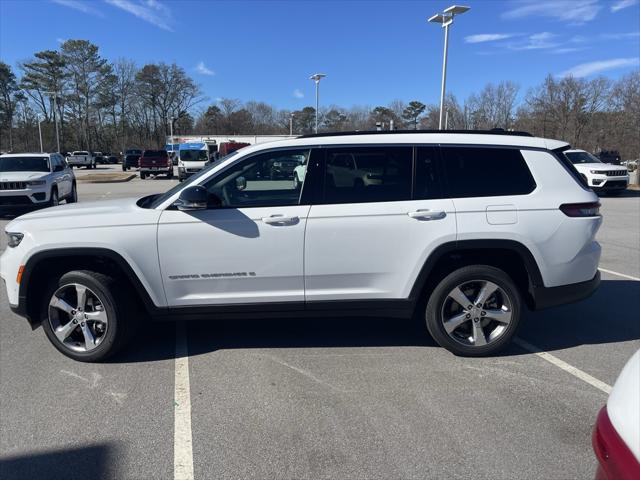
[1, 131, 602, 362]
[564, 149, 629, 195]
[0, 153, 77, 209]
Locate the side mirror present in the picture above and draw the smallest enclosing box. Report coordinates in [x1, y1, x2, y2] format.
[175, 185, 208, 211]
[236, 176, 247, 191]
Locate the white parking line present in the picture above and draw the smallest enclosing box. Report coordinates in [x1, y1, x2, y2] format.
[514, 338, 612, 394]
[174, 323, 194, 480]
[599, 268, 640, 281]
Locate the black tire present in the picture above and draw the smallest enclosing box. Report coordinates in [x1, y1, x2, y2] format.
[49, 188, 59, 207]
[122, 165, 127, 171]
[425, 265, 522, 357]
[67, 183, 78, 203]
[140, 171, 146, 180]
[41, 270, 138, 362]
[166, 169, 173, 179]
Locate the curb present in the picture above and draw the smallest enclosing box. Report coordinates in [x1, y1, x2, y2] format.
[78, 174, 137, 184]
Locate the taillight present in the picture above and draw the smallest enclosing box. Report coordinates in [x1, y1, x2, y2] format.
[560, 202, 601, 217]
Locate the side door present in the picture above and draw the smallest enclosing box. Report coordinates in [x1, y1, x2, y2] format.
[304, 145, 456, 302]
[157, 148, 316, 307]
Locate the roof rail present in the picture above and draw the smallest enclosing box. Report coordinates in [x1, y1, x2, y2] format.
[298, 128, 533, 138]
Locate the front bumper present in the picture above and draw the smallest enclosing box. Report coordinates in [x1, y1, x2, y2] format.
[532, 271, 600, 310]
[590, 175, 629, 190]
[0, 188, 50, 208]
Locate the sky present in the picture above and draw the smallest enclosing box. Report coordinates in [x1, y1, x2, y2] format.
[0, 0, 639, 110]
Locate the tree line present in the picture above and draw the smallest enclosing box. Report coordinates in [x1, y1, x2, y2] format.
[1, 39, 638, 160]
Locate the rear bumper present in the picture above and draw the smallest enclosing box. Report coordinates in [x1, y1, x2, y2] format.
[532, 271, 600, 310]
[593, 406, 640, 480]
[140, 166, 172, 173]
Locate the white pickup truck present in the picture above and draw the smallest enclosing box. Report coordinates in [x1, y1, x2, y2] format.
[67, 151, 96, 169]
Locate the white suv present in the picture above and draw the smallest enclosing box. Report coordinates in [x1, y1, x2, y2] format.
[1, 131, 602, 361]
[564, 149, 629, 195]
[0, 153, 77, 209]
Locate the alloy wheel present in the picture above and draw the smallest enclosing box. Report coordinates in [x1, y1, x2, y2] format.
[48, 283, 109, 352]
[440, 279, 513, 347]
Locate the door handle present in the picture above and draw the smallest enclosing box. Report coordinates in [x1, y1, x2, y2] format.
[262, 214, 299, 225]
[407, 209, 447, 220]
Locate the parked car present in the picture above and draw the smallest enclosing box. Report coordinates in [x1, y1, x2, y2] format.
[269, 154, 303, 180]
[1, 130, 603, 361]
[177, 142, 209, 181]
[0, 152, 77, 209]
[592, 350, 639, 480]
[67, 151, 96, 169]
[138, 150, 173, 179]
[94, 152, 106, 164]
[622, 159, 637, 172]
[104, 154, 119, 164]
[564, 149, 629, 195]
[122, 149, 142, 171]
[597, 150, 621, 165]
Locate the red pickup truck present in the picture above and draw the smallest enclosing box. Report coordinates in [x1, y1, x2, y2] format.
[138, 150, 173, 179]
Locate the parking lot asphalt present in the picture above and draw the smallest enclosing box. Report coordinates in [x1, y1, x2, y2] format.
[1, 171, 639, 480]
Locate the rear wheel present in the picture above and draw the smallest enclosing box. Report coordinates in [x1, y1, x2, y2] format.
[140, 171, 146, 180]
[425, 265, 522, 356]
[41, 270, 138, 362]
[166, 168, 173, 179]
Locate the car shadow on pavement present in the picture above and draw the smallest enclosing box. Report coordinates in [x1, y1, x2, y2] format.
[600, 189, 640, 198]
[109, 280, 639, 363]
[0, 443, 120, 480]
[511, 279, 640, 354]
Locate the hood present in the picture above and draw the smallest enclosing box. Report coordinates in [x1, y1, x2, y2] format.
[573, 163, 628, 171]
[6, 197, 160, 233]
[0, 171, 49, 181]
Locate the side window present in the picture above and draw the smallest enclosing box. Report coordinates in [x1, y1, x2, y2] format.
[202, 149, 310, 208]
[323, 146, 412, 204]
[51, 156, 60, 171]
[414, 146, 444, 200]
[441, 147, 536, 198]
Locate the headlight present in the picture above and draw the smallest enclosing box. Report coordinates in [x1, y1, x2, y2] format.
[26, 180, 46, 186]
[590, 170, 602, 174]
[6, 232, 24, 248]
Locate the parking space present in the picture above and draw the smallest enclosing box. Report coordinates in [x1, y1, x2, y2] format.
[1, 179, 639, 479]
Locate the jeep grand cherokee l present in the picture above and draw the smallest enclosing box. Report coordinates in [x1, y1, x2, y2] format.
[1, 131, 602, 362]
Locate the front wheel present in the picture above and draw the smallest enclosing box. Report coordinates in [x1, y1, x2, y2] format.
[49, 188, 59, 207]
[166, 169, 173, 179]
[140, 171, 146, 180]
[67, 183, 78, 203]
[425, 265, 522, 356]
[41, 270, 138, 362]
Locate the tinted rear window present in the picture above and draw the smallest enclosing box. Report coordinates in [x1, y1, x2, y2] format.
[441, 147, 536, 198]
[323, 146, 412, 204]
[143, 150, 167, 157]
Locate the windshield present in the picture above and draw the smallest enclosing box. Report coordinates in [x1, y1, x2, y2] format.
[565, 151, 602, 164]
[180, 149, 209, 162]
[125, 149, 142, 155]
[72, 151, 89, 156]
[148, 151, 240, 209]
[0, 156, 50, 172]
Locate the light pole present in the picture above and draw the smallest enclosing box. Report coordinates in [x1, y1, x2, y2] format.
[309, 73, 326, 133]
[289, 113, 295, 136]
[428, 5, 470, 130]
[38, 116, 44, 153]
[43, 91, 61, 152]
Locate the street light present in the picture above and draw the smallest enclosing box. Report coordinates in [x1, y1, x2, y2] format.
[38, 115, 44, 153]
[309, 73, 326, 133]
[289, 113, 295, 136]
[42, 91, 61, 152]
[428, 5, 470, 130]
